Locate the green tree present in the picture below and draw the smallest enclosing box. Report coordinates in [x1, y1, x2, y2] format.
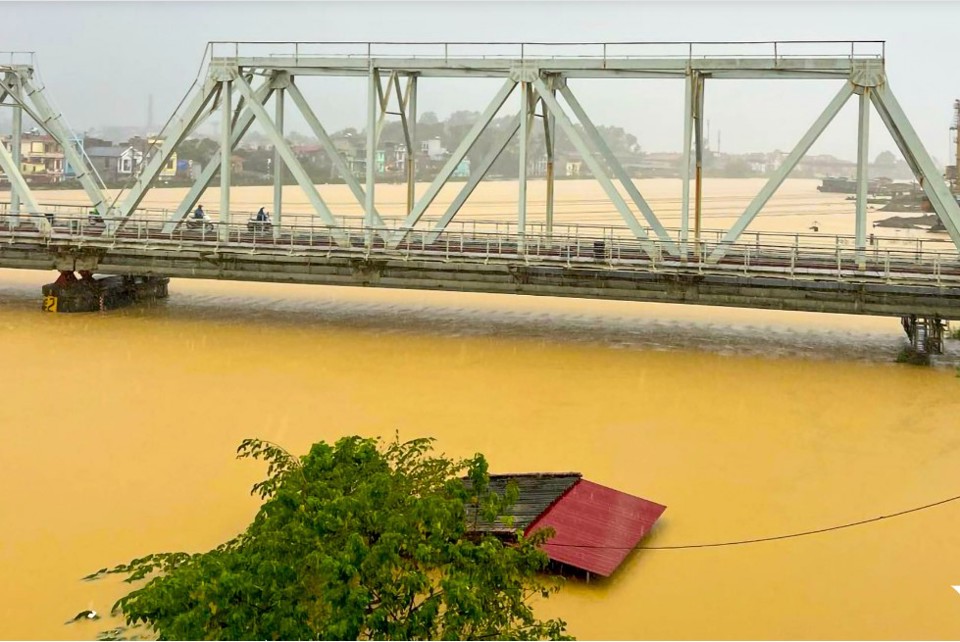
[875, 150, 897, 165]
[87, 436, 570, 641]
[176, 137, 219, 165]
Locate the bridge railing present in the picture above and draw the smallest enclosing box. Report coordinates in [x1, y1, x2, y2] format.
[2, 210, 958, 286]
[207, 40, 885, 63]
[0, 201, 954, 259]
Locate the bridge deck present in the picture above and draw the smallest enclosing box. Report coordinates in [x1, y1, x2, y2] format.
[1, 214, 959, 319]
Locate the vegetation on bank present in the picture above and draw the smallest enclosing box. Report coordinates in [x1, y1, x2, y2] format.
[85, 436, 571, 641]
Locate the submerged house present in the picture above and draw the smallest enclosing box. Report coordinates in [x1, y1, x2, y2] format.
[465, 472, 665, 577]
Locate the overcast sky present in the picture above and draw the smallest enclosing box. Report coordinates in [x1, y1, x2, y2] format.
[3, 1, 959, 162]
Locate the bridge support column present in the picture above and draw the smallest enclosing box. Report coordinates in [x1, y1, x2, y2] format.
[692, 73, 705, 252]
[41, 272, 169, 313]
[518, 81, 533, 252]
[10, 74, 22, 225]
[855, 87, 870, 269]
[406, 75, 417, 215]
[273, 85, 284, 236]
[220, 79, 232, 242]
[680, 71, 694, 256]
[542, 77, 556, 240]
[365, 65, 378, 247]
[900, 314, 945, 360]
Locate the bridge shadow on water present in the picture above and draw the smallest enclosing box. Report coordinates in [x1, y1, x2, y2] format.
[1, 278, 956, 367]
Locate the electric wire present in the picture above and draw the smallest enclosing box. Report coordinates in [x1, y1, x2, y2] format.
[543, 492, 960, 551]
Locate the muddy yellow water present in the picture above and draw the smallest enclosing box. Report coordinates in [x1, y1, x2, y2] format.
[3, 179, 960, 640]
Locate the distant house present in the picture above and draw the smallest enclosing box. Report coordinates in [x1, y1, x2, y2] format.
[452, 158, 470, 179]
[292, 144, 326, 166]
[119, 147, 144, 176]
[382, 141, 408, 173]
[85, 146, 123, 182]
[565, 160, 583, 177]
[0, 133, 66, 183]
[85, 146, 143, 182]
[421, 138, 446, 161]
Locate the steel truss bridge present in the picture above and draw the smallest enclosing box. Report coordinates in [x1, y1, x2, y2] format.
[2, 41, 960, 342]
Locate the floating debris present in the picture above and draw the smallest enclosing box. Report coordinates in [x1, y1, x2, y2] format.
[65, 609, 99, 624]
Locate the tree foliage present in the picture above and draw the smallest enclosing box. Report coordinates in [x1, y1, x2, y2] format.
[86, 436, 570, 641]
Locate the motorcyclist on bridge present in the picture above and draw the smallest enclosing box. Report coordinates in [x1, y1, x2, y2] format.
[194, 205, 206, 220]
[255, 207, 269, 222]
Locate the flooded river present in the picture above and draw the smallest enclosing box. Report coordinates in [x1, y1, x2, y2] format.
[3, 179, 960, 639]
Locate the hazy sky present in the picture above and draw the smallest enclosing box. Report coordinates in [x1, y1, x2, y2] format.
[3, 1, 959, 162]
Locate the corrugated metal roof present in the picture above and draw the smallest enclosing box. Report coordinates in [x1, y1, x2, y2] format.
[463, 473, 580, 533]
[525, 479, 666, 577]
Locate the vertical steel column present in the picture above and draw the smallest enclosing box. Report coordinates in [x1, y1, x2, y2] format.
[518, 82, 531, 252]
[407, 75, 417, 215]
[220, 80, 232, 241]
[543, 79, 556, 240]
[855, 88, 870, 267]
[693, 74, 705, 249]
[365, 65, 377, 244]
[273, 86, 285, 235]
[680, 71, 694, 254]
[10, 76, 22, 222]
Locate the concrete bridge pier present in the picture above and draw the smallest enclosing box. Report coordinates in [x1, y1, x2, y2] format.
[41, 271, 169, 313]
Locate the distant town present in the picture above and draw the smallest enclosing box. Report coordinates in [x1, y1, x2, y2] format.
[0, 109, 922, 190]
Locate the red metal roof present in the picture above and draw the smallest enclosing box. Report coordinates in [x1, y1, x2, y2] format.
[524, 479, 666, 577]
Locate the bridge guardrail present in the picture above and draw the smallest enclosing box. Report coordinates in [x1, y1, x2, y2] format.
[0, 201, 954, 258]
[1, 210, 958, 288]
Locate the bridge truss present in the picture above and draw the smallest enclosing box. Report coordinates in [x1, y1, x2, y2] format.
[2, 41, 960, 267]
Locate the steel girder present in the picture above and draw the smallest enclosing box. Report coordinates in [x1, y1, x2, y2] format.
[393, 73, 416, 214]
[709, 82, 855, 262]
[16, 74, 108, 216]
[388, 78, 517, 248]
[218, 55, 869, 80]
[160, 81, 275, 234]
[870, 83, 960, 248]
[113, 78, 221, 231]
[364, 64, 377, 236]
[273, 81, 285, 232]
[855, 88, 870, 265]
[2, 72, 24, 222]
[16, 42, 945, 264]
[692, 74, 705, 247]
[541, 76, 556, 237]
[285, 82, 384, 227]
[426, 112, 522, 244]
[233, 74, 349, 245]
[0, 123, 44, 230]
[680, 72, 694, 252]
[559, 83, 677, 253]
[517, 82, 534, 249]
[219, 78, 233, 240]
[534, 77, 660, 259]
[0, 69, 107, 221]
